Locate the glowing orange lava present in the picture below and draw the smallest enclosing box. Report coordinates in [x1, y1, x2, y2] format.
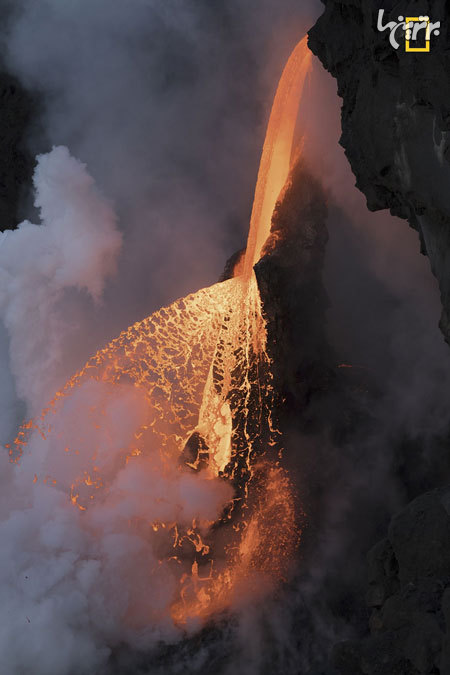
[12, 36, 312, 626]
[243, 36, 312, 277]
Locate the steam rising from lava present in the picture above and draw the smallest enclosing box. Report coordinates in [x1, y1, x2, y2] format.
[0, 35, 312, 670]
[0, 146, 122, 413]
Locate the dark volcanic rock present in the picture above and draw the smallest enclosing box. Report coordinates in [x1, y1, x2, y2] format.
[0, 70, 35, 230]
[366, 538, 399, 609]
[256, 158, 333, 414]
[111, 160, 377, 675]
[389, 492, 450, 585]
[309, 4, 450, 671]
[0, 1, 38, 230]
[334, 488, 450, 674]
[309, 0, 450, 345]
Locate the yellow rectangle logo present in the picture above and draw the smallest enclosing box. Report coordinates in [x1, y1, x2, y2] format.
[405, 17, 430, 52]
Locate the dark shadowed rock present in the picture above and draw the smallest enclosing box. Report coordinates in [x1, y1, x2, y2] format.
[308, 3, 450, 671]
[0, 2, 37, 230]
[333, 632, 422, 675]
[309, 0, 450, 346]
[0, 71, 36, 230]
[389, 491, 450, 585]
[366, 538, 399, 609]
[333, 488, 450, 674]
[255, 158, 333, 415]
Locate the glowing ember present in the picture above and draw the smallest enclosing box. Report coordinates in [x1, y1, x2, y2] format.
[12, 36, 311, 626]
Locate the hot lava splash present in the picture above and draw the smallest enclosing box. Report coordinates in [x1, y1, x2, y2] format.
[11, 37, 312, 627]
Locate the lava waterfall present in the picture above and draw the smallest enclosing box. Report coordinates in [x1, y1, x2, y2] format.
[11, 37, 312, 629]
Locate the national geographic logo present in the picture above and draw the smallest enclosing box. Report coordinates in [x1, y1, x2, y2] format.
[377, 10, 441, 51]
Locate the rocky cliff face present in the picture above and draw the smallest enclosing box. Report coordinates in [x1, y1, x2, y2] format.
[0, 71, 35, 230]
[309, 2, 450, 673]
[309, 0, 450, 344]
[334, 488, 450, 675]
[0, 3, 37, 231]
[257, 159, 332, 413]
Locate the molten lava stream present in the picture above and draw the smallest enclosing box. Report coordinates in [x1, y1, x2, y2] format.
[12, 36, 312, 627]
[243, 36, 312, 277]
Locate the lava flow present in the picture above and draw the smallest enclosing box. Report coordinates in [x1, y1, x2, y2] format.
[11, 36, 312, 626]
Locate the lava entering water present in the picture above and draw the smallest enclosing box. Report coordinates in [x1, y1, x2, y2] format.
[11, 37, 312, 626]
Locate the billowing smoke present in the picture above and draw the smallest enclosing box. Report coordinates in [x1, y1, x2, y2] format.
[0, 146, 122, 414]
[0, 379, 232, 675]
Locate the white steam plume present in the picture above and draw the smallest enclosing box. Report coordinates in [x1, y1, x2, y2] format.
[0, 145, 122, 414]
[0, 376, 232, 675]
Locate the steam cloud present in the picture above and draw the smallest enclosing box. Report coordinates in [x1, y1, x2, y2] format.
[0, 146, 122, 414]
[0, 375, 232, 675]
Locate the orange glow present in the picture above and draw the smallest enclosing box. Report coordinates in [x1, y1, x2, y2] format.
[11, 36, 312, 627]
[243, 36, 312, 277]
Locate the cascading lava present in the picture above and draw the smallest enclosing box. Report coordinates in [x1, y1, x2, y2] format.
[11, 37, 312, 627]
